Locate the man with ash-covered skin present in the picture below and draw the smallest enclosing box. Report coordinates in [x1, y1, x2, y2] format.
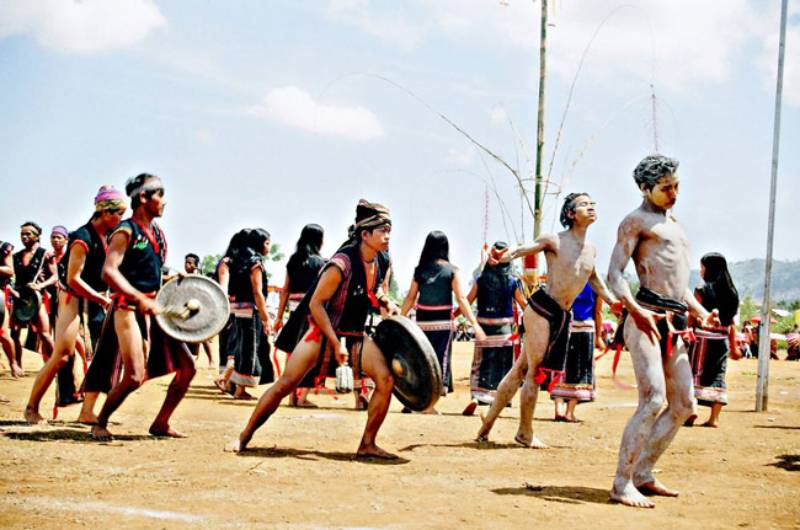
[476, 192, 619, 448]
[608, 155, 719, 508]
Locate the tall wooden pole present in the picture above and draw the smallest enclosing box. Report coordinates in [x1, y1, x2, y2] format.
[755, 0, 788, 412]
[533, 0, 548, 239]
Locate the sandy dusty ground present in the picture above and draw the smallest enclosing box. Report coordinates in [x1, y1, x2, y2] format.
[1, 340, 798, 529]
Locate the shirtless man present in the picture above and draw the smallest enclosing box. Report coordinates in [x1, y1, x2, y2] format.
[476, 193, 619, 448]
[608, 155, 718, 508]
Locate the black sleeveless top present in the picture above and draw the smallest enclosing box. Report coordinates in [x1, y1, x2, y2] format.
[114, 218, 167, 293]
[13, 246, 46, 287]
[58, 222, 109, 293]
[476, 264, 519, 319]
[326, 243, 389, 333]
[414, 261, 455, 307]
[228, 250, 268, 304]
[286, 253, 325, 295]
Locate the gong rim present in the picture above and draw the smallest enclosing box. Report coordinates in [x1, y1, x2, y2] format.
[374, 315, 442, 412]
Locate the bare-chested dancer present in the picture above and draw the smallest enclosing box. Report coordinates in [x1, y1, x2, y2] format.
[608, 155, 719, 508]
[476, 193, 619, 448]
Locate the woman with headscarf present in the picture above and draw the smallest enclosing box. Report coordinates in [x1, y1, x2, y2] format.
[274, 223, 326, 407]
[226, 228, 274, 399]
[401, 231, 485, 413]
[461, 241, 526, 416]
[686, 252, 741, 428]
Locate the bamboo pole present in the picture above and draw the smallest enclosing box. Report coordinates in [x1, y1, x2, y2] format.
[533, 0, 548, 240]
[755, 0, 788, 412]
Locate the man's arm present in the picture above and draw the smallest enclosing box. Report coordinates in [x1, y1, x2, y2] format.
[309, 266, 347, 361]
[102, 230, 158, 315]
[31, 253, 59, 290]
[588, 266, 619, 307]
[67, 243, 111, 307]
[607, 216, 661, 341]
[684, 288, 719, 328]
[499, 233, 556, 264]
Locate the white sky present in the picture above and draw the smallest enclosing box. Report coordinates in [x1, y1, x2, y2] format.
[0, 0, 798, 289]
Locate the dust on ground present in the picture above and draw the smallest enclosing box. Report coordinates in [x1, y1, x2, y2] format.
[1, 341, 798, 529]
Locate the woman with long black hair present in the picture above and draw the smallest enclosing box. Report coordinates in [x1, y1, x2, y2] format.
[401, 230, 485, 412]
[227, 228, 274, 400]
[687, 252, 741, 427]
[274, 223, 326, 407]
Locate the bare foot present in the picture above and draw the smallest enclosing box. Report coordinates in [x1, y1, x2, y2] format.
[77, 412, 98, 425]
[701, 420, 719, 428]
[554, 414, 567, 422]
[462, 400, 478, 416]
[514, 433, 548, 449]
[636, 479, 679, 497]
[11, 364, 24, 378]
[149, 424, 188, 438]
[421, 406, 439, 415]
[91, 425, 114, 441]
[476, 412, 491, 441]
[224, 433, 251, 453]
[24, 407, 46, 425]
[610, 481, 655, 508]
[356, 444, 398, 460]
[565, 415, 582, 424]
[683, 414, 697, 427]
[0, 395, 9, 403]
[297, 398, 318, 408]
[214, 379, 230, 394]
[233, 389, 255, 400]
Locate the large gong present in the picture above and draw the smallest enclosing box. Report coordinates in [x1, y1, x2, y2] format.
[373, 315, 442, 412]
[12, 286, 41, 324]
[155, 275, 229, 343]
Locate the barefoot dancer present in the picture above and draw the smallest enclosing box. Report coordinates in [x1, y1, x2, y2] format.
[462, 241, 526, 416]
[685, 252, 741, 428]
[608, 155, 720, 508]
[227, 200, 399, 458]
[0, 240, 20, 377]
[24, 187, 126, 424]
[401, 230, 486, 413]
[476, 193, 619, 449]
[88, 173, 196, 440]
[274, 223, 326, 407]
[10, 222, 55, 369]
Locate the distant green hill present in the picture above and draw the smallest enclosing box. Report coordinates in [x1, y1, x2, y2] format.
[689, 259, 800, 302]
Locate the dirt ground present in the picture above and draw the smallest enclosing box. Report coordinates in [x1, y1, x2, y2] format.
[1, 340, 798, 530]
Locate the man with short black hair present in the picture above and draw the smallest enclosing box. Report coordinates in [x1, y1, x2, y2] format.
[10, 222, 54, 371]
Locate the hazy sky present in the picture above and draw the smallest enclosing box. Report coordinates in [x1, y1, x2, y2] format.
[0, 0, 798, 289]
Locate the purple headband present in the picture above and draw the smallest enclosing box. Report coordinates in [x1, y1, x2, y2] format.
[94, 185, 127, 212]
[51, 225, 69, 238]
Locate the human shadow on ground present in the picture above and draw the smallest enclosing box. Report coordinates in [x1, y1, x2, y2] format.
[4, 429, 152, 443]
[767, 454, 800, 472]
[491, 484, 610, 505]
[399, 441, 521, 452]
[0, 420, 34, 427]
[753, 425, 800, 430]
[234, 446, 410, 465]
